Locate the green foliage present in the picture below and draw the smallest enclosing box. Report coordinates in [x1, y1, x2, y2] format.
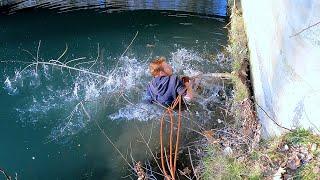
[232, 75, 249, 103]
[227, 4, 250, 104]
[295, 161, 320, 180]
[202, 145, 262, 180]
[225, 158, 246, 180]
[284, 128, 320, 146]
[248, 167, 263, 180]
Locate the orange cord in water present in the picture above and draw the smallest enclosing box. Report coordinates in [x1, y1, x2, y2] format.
[173, 96, 182, 175]
[160, 112, 170, 179]
[159, 95, 182, 180]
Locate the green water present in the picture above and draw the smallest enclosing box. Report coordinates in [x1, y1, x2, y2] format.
[0, 10, 227, 179]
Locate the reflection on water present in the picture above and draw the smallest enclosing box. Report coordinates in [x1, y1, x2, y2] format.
[0, 0, 227, 16]
[0, 9, 229, 179]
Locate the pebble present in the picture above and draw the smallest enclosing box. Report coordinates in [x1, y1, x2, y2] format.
[311, 144, 317, 152]
[223, 146, 233, 156]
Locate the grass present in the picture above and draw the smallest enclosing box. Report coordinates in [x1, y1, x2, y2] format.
[284, 128, 320, 146]
[201, 1, 320, 179]
[202, 144, 262, 180]
[226, 2, 251, 106]
[231, 75, 249, 103]
[200, 2, 261, 179]
[201, 128, 320, 179]
[296, 160, 320, 180]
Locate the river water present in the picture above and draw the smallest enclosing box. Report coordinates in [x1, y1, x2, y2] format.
[0, 3, 229, 179]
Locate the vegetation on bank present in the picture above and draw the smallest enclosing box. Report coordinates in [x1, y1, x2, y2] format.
[202, 128, 320, 179]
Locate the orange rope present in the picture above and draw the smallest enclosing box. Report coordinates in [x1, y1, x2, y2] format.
[160, 111, 170, 179]
[173, 96, 182, 175]
[159, 95, 183, 180]
[168, 108, 174, 178]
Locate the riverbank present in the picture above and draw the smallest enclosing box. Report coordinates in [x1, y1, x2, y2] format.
[199, 2, 320, 179]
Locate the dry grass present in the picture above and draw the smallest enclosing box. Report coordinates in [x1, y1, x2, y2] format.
[227, 3, 250, 104]
[200, 2, 263, 179]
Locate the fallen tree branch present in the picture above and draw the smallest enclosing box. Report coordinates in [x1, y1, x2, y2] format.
[0, 168, 12, 180]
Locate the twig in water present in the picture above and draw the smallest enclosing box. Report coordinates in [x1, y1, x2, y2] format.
[35, 40, 41, 73]
[57, 43, 68, 62]
[187, 147, 198, 180]
[0, 168, 12, 180]
[177, 169, 192, 180]
[110, 31, 139, 76]
[93, 115, 134, 169]
[135, 125, 163, 175]
[89, 43, 99, 70]
[21, 48, 36, 61]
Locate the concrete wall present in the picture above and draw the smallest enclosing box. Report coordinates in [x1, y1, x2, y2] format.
[241, 0, 320, 137]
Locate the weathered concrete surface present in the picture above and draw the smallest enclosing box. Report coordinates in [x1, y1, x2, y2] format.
[241, 0, 320, 137]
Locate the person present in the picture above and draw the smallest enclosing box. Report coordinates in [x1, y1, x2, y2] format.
[146, 57, 193, 107]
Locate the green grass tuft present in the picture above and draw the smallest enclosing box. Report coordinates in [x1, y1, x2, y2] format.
[284, 128, 320, 146]
[296, 161, 320, 180]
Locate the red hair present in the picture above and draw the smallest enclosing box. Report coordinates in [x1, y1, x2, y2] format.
[149, 57, 166, 76]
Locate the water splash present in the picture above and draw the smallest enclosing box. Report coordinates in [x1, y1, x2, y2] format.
[109, 103, 162, 121]
[2, 48, 230, 142]
[4, 77, 18, 95]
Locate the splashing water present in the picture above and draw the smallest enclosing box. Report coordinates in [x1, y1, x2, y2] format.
[2, 48, 230, 142]
[0, 9, 230, 179]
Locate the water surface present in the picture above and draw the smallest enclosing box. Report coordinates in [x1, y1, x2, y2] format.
[0, 9, 228, 179]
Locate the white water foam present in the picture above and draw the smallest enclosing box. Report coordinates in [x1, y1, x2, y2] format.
[4, 77, 18, 95]
[109, 103, 163, 121]
[3, 48, 229, 142]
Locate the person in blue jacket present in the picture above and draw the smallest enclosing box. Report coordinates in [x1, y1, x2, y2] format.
[146, 57, 193, 107]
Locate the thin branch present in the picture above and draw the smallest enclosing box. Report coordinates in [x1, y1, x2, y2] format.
[177, 169, 192, 180]
[22, 61, 108, 79]
[0, 168, 12, 180]
[57, 43, 68, 62]
[89, 43, 99, 70]
[65, 57, 87, 65]
[290, 20, 320, 38]
[135, 125, 163, 174]
[255, 103, 293, 132]
[93, 118, 133, 169]
[120, 31, 139, 58]
[35, 40, 41, 73]
[188, 147, 198, 180]
[110, 31, 139, 76]
[21, 49, 36, 61]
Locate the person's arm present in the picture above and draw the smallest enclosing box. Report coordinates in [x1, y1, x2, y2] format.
[176, 76, 193, 101]
[181, 76, 193, 101]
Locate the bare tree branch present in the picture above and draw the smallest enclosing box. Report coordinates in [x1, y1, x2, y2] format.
[0, 168, 12, 180]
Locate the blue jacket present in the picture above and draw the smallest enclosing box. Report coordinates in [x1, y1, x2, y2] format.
[146, 75, 186, 106]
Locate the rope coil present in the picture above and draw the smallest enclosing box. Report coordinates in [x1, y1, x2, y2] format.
[160, 95, 182, 180]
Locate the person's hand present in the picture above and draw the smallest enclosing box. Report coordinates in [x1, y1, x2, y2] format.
[182, 76, 194, 89]
[182, 76, 193, 100]
[182, 76, 190, 87]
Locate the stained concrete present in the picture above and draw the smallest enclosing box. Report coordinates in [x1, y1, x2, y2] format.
[241, 0, 320, 137]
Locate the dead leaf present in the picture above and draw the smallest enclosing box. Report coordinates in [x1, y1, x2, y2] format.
[273, 167, 286, 180]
